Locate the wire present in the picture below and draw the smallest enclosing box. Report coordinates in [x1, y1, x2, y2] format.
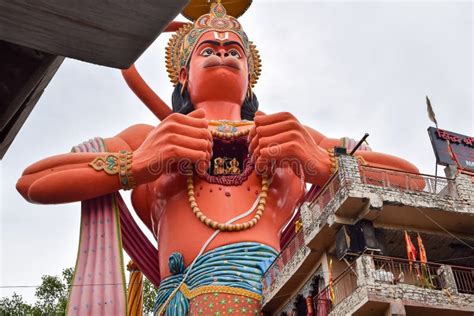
[414, 206, 474, 251]
[0, 281, 144, 289]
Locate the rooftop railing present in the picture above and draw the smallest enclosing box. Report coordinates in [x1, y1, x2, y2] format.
[303, 172, 342, 228]
[360, 165, 458, 198]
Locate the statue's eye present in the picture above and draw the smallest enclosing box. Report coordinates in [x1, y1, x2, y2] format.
[201, 48, 214, 57]
[228, 49, 241, 59]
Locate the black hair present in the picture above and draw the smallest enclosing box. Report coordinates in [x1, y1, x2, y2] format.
[171, 82, 259, 121]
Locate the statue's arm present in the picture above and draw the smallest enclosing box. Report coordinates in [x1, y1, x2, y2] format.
[17, 110, 212, 205]
[304, 126, 420, 173]
[16, 124, 154, 204]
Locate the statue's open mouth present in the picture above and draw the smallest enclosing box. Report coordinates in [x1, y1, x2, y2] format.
[198, 135, 253, 185]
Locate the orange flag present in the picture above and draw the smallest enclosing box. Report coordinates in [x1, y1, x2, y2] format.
[417, 233, 427, 263]
[404, 231, 417, 262]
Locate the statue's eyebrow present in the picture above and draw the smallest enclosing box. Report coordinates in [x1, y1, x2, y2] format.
[223, 41, 245, 51]
[196, 40, 221, 50]
[196, 40, 245, 52]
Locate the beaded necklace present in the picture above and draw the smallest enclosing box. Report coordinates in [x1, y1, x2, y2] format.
[187, 120, 268, 232]
[208, 119, 254, 139]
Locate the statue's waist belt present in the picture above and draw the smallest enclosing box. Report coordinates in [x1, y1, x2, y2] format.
[154, 242, 277, 315]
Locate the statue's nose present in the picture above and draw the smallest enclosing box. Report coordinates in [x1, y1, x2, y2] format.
[215, 49, 229, 59]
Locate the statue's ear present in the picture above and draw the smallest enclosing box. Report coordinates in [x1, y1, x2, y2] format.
[178, 67, 188, 85]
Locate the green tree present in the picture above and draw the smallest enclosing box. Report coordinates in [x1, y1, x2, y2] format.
[0, 268, 73, 316]
[0, 292, 34, 315]
[33, 267, 73, 315]
[143, 277, 158, 315]
[1, 267, 158, 315]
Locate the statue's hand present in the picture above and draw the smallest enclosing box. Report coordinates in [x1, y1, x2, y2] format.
[132, 109, 212, 184]
[165, 21, 189, 32]
[248, 111, 330, 182]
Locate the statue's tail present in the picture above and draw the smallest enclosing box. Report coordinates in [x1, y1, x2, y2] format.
[121, 21, 190, 121]
[121, 64, 172, 121]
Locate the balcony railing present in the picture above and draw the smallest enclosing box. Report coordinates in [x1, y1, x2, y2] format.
[308, 172, 342, 208]
[262, 230, 306, 296]
[304, 172, 342, 227]
[373, 256, 443, 289]
[314, 261, 358, 313]
[278, 254, 474, 316]
[452, 266, 474, 294]
[360, 165, 458, 198]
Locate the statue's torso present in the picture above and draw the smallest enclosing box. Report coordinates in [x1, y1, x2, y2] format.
[147, 166, 305, 278]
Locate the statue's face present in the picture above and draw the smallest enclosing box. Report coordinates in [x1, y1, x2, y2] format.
[181, 31, 249, 106]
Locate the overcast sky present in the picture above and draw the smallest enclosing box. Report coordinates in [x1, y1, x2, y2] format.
[1, 0, 472, 303]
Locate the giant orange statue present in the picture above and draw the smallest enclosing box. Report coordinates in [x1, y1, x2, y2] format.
[16, 1, 419, 315]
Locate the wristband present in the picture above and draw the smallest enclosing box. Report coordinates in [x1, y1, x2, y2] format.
[89, 150, 136, 190]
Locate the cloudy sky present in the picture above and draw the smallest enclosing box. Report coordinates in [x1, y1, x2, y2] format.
[1, 0, 472, 303]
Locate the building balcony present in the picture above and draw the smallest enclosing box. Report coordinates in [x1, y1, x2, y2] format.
[322, 255, 474, 315]
[261, 155, 474, 312]
[262, 230, 313, 309]
[302, 155, 473, 253]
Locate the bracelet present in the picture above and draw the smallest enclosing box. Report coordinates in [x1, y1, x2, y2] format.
[89, 150, 136, 190]
[327, 148, 338, 174]
[356, 155, 368, 166]
[118, 150, 136, 190]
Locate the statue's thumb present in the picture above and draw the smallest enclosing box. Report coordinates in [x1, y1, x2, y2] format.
[188, 109, 206, 118]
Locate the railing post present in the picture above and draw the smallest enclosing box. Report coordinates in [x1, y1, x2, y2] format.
[337, 155, 362, 185]
[437, 265, 458, 294]
[355, 255, 375, 286]
[300, 202, 311, 230]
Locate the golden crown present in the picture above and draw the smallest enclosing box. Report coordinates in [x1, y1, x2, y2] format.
[165, 2, 261, 87]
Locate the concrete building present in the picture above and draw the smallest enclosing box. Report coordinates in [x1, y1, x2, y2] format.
[261, 153, 474, 315]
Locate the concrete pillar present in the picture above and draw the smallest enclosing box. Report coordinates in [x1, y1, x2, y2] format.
[355, 255, 375, 286]
[444, 165, 474, 203]
[384, 299, 406, 316]
[337, 154, 362, 185]
[299, 202, 312, 233]
[455, 174, 474, 203]
[437, 265, 458, 294]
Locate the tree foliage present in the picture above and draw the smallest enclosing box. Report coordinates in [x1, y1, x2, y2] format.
[1, 267, 158, 315]
[1, 268, 73, 316]
[0, 292, 35, 315]
[143, 278, 158, 315]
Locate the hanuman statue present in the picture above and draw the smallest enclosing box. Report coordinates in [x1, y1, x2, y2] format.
[16, 1, 419, 315]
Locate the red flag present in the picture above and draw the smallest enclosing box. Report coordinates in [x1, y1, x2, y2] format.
[447, 140, 462, 170]
[417, 233, 427, 263]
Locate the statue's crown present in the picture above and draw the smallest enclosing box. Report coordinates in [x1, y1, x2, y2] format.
[165, 1, 261, 87]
